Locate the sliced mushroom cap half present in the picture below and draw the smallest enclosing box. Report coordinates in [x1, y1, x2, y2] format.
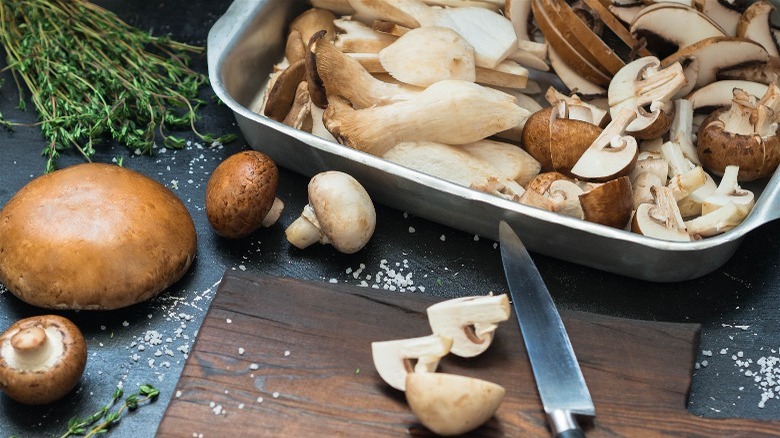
[371, 334, 453, 391]
[570, 107, 639, 181]
[631, 185, 691, 241]
[701, 165, 755, 215]
[579, 176, 634, 229]
[736, 0, 780, 57]
[630, 3, 726, 58]
[426, 294, 510, 358]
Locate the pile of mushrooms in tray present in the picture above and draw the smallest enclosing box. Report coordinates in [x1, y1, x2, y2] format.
[257, 0, 780, 242]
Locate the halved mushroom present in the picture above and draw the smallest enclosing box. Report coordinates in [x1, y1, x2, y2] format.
[579, 176, 634, 229]
[0, 315, 87, 405]
[323, 80, 530, 156]
[545, 88, 609, 127]
[406, 373, 505, 436]
[285, 171, 376, 254]
[371, 334, 453, 391]
[608, 57, 687, 139]
[697, 86, 780, 180]
[426, 294, 510, 358]
[632, 185, 691, 241]
[546, 179, 586, 219]
[736, 0, 780, 57]
[701, 165, 755, 215]
[521, 101, 603, 174]
[570, 107, 639, 181]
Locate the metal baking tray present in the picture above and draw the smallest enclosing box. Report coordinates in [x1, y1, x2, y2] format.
[207, 0, 780, 282]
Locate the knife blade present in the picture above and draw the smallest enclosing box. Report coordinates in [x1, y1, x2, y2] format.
[498, 221, 595, 437]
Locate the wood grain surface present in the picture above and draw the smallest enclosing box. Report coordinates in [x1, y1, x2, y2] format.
[157, 272, 780, 437]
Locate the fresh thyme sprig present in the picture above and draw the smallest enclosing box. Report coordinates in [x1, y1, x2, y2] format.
[60, 384, 160, 438]
[0, 0, 237, 172]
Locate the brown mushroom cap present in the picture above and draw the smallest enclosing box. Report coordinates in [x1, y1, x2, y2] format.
[206, 150, 280, 238]
[579, 176, 634, 229]
[521, 106, 602, 174]
[697, 107, 780, 181]
[0, 315, 87, 405]
[0, 163, 197, 310]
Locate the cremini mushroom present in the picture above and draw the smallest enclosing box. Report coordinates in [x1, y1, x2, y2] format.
[426, 294, 510, 358]
[0, 315, 87, 405]
[405, 372, 505, 436]
[570, 107, 639, 181]
[285, 171, 376, 254]
[205, 150, 284, 239]
[629, 3, 726, 58]
[697, 86, 780, 181]
[579, 176, 634, 229]
[371, 334, 453, 391]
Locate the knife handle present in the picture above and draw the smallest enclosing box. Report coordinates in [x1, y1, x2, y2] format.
[548, 410, 586, 438]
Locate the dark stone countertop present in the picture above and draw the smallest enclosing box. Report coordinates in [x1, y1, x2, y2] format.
[0, 1, 779, 436]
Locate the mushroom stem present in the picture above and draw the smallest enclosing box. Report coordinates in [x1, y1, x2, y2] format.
[261, 198, 285, 228]
[10, 326, 47, 353]
[285, 206, 322, 249]
[3, 326, 63, 372]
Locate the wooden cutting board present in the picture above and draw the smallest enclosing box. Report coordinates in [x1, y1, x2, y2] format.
[157, 272, 780, 436]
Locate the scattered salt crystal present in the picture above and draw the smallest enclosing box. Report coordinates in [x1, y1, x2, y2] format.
[238, 403, 245, 410]
[272, 392, 280, 398]
[329, 278, 338, 284]
[122, 321, 129, 327]
[226, 318, 232, 324]
[440, 235, 446, 241]
[284, 350, 290, 357]
[100, 325, 107, 331]
[176, 391, 182, 398]
[257, 397, 264, 403]
[250, 363, 259, 370]
[238, 348, 245, 355]
[702, 350, 713, 357]
[408, 227, 415, 233]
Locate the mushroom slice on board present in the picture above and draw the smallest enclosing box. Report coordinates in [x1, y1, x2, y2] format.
[426, 294, 510, 358]
[608, 57, 688, 139]
[371, 334, 453, 391]
[315, 39, 421, 109]
[570, 107, 639, 181]
[697, 86, 780, 181]
[579, 176, 634, 229]
[406, 373, 506, 436]
[323, 81, 530, 156]
[378, 26, 477, 87]
[630, 3, 727, 59]
[0, 315, 87, 405]
[701, 165, 755, 215]
[285, 171, 376, 254]
[632, 185, 692, 241]
[661, 36, 770, 94]
[736, 0, 780, 57]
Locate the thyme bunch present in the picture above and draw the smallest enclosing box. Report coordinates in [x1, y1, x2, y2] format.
[60, 384, 160, 437]
[0, 0, 236, 172]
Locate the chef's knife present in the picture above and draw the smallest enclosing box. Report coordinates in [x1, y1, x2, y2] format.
[498, 221, 595, 437]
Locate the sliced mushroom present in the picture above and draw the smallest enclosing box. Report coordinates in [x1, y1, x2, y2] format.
[547, 179, 586, 219]
[348, 0, 435, 28]
[291, 8, 338, 45]
[406, 373, 505, 436]
[570, 107, 639, 181]
[0, 315, 87, 405]
[661, 36, 770, 94]
[547, 46, 607, 96]
[736, 0, 780, 57]
[323, 80, 530, 156]
[630, 3, 726, 59]
[668, 165, 708, 202]
[686, 80, 769, 112]
[371, 334, 453, 391]
[701, 165, 755, 215]
[632, 170, 665, 209]
[285, 171, 376, 254]
[426, 294, 510, 358]
[333, 17, 397, 53]
[461, 139, 542, 186]
[263, 59, 307, 122]
[668, 99, 701, 165]
[545, 87, 609, 127]
[677, 171, 718, 218]
[378, 26, 477, 87]
[685, 201, 750, 238]
[608, 56, 687, 139]
[718, 53, 780, 85]
[282, 81, 313, 131]
[693, 0, 742, 36]
[697, 87, 780, 180]
[632, 185, 691, 241]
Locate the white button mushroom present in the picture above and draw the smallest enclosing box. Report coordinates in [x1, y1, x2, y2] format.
[285, 171, 376, 254]
[426, 294, 511, 358]
[0, 315, 87, 405]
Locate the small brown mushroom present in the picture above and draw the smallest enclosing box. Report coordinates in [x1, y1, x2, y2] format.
[0, 315, 87, 405]
[205, 151, 284, 239]
[579, 176, 634, 229]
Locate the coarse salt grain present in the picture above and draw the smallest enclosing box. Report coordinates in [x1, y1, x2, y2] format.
[238, 347, 245, 355]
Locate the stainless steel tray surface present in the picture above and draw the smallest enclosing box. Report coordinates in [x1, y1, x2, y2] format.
[207, 0, 780, 282]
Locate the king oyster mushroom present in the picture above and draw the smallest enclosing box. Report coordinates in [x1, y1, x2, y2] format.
[697, 85, 780, 181]
[285, 171, 376, 254]
[0, 315, 87, 405]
